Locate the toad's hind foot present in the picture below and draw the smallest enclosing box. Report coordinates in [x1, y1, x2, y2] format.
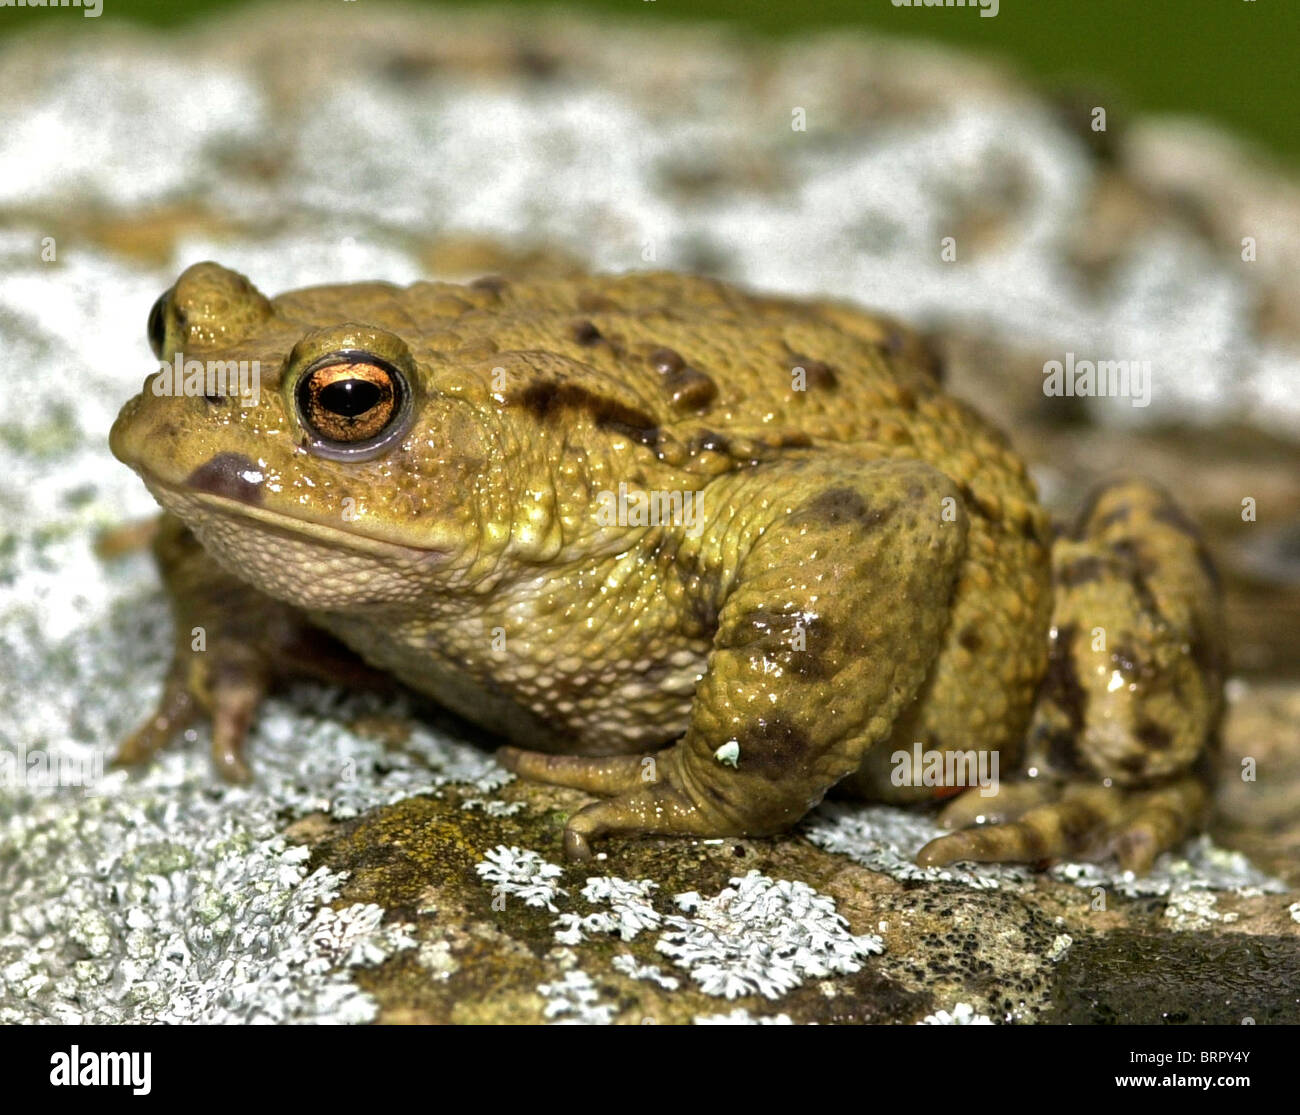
[916, 774, 1208, 874]
[919, 478, 1225, 874]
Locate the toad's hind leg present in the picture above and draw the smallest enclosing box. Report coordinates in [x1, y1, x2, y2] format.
[918, 479, 1225, 873]
[502, 456, 969, 860]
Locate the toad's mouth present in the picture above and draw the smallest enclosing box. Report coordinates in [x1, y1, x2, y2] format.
[138, 472, 451, 565]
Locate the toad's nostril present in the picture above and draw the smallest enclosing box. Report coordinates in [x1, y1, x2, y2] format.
[185, 452, 265, 505]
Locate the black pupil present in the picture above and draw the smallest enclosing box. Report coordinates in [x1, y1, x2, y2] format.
[147, 293, 168, 357]
[320, 378, 382, 417]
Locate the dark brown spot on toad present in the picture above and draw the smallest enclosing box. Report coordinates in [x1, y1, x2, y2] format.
[1044, 725, 1081, 775]
[665, 366, 717, 411]
[516, 381, 659, 446]
[1116, 751, 1149, 775]
[571, 319, 603, 346]
[648, 348, 717, 412]
[1150, 502, 1221, 588]
[1058, 555, 1108, 587]
[186, 452, 265, 506]
[735, 717, 812, 779]
[1040, 622, 1087, 734]
[1111, 539, 1164, 619]
[956, 482, 999, 524]
[793, 488, 893, 531]
[469, 275, 508, 295]
[648, 347, 684, 375]
[1136, 721, 1173, 751]
[791, 355, 838, 391]
[723, 608, 837, 681]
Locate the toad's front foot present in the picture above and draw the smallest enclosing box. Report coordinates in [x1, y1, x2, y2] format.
[115, 648, 264, 783]
[114, 513, 390, 781]
[497, 745, 731, 861]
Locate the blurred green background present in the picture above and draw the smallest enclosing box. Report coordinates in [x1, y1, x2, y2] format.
[2, 0, 1296, 164]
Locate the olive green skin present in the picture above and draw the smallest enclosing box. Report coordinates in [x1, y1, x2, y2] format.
[111, 262, 1224, 867]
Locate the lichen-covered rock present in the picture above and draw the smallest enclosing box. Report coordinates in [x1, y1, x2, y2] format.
[284, 703, 1299, 1025]
[2, 2, 1299, 1025]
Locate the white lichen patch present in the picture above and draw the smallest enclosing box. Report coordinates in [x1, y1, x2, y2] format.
[307, 903, 418, 970]
[551, 876, 663, 944]
[920, 1002, 994, 1025]
[552, 913, 613, 947]
[461, 797, 527, 818]
[583, 877, 663, 935]
[1163, 890, 1240, 931]
[475, 845, 567, 913]
[0, 576, 503, 1026]
[536, 969, 616, 1025]
[496, 858, 880, 1007]
[612, 954, 680, 991]
[656, 871, 884, 1000]
[0, 793, 416, 1024]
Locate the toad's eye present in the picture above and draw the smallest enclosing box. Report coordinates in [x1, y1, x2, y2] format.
[147, 289, 170, 359]
[295, 351, 409, 453]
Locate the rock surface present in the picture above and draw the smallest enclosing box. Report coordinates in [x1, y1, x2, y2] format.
[1, 3, 1297, 1024]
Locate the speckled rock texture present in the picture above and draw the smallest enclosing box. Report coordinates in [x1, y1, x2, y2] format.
[1, 2, 1298, 1024]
